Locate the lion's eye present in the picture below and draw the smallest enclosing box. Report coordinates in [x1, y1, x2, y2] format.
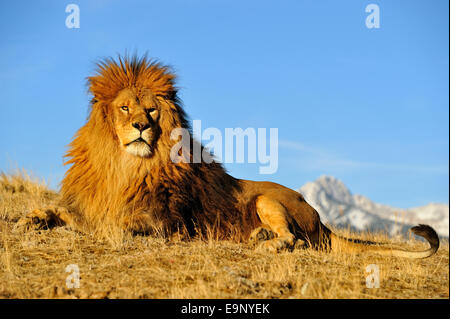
[120, 106, 129, 112]
[147, 108, 157, 113]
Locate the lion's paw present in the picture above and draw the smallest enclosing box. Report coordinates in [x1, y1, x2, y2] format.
[14, 207, 68, 232]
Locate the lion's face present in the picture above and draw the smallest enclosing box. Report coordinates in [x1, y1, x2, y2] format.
[111, 87, 161, 157]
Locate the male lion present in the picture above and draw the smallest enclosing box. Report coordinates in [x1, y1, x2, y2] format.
[17, 55, 439, 258]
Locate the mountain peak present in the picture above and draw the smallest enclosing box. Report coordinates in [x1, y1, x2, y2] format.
[306, 175, 354, 205]
[297, 176, 449, 237]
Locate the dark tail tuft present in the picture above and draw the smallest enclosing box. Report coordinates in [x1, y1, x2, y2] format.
[411, 224, 439, 253]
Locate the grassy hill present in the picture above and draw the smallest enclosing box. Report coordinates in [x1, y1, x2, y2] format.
[0, 172, 448, 299]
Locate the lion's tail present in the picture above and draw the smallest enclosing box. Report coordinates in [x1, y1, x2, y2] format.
[324, 224, 439, 259]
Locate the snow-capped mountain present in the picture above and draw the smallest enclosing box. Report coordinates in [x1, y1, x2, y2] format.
[298, 176, 449, 238]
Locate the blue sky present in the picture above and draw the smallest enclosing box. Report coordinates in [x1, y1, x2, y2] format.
[0, 0, 448, 208]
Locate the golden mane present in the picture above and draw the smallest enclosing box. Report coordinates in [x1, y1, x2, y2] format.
[88, 56, 177, 102]
[60, 55, 259, 239]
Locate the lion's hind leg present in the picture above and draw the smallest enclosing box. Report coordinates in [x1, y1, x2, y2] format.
[14, 206, 77, 232]
[254, 195, 297, 252]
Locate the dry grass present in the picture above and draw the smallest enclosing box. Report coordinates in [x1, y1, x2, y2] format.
[0, 171, 448, 299]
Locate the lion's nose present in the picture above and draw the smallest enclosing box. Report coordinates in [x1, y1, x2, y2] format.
[132, 121, 150, 132]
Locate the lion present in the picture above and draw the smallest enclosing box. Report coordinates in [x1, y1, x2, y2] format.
[16, 55, 439, 258]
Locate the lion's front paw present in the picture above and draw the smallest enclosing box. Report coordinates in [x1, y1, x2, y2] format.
[14, 207, 67, 232]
